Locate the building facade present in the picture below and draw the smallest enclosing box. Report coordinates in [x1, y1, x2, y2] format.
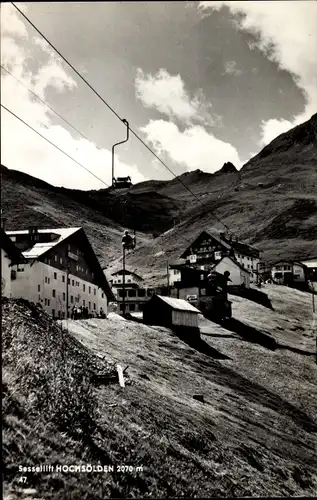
[1, 228, 26, 298]
[108, 268, 155, 313]
[300, 258, 317, 290]
[271, 261, 306, 285]
[178, 229, 260, 283]
[6, 227, 114, 318]
[212, 256, 251, 288]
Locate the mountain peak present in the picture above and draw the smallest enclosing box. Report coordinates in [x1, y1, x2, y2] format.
[216, 162, 238, 174]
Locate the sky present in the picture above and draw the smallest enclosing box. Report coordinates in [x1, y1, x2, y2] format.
[1, 1, 316, 190]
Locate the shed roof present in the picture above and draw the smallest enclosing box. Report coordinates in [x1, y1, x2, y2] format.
[300, 260, 317, 268]
[154, 295, 200, 313]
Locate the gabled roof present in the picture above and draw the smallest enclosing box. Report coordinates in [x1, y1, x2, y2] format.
[272, 260, 306, 268]
[179, 230, 231, 259]
[111, 269, 144, 280]
[6, 227, 115, 301]
[6, 227, 80, 259]
[150, 295, 200, 313]
[0, 228, 26, 264]
[212, 256, 251, 274]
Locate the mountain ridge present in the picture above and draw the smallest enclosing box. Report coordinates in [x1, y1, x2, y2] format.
[1, 113, 316, 281]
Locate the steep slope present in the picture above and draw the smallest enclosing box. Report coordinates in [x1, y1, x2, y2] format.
[1, 113, 317, 280]
[3, 288, 317, 498]
[0, 164, 152, 267]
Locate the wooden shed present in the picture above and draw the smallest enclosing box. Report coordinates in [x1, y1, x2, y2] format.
[143, 294, 200, 329]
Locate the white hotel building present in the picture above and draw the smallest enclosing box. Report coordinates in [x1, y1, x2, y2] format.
[4, 227, 114, 318]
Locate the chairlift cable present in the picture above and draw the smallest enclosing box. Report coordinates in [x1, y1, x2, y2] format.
[11, 2, 236, 240]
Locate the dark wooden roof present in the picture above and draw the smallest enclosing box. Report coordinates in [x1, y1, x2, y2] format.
[179, 230, 231, 259]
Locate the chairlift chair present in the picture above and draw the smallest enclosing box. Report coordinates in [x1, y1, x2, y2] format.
[112, 119, 133, 189]
[113, 176, 132, 189]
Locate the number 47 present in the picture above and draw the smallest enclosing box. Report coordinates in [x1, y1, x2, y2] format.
[18, 477, 27, 483]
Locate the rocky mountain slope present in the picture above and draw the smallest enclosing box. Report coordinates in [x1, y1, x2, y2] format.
[1, 113, 316, 280]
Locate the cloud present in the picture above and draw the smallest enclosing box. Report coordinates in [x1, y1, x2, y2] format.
[140, 119, 241, 173]
[222, 60, 243, 76]
[199, 1, 317, 144]
[135, 68, 221, 126]
[0, 4, 146, 190]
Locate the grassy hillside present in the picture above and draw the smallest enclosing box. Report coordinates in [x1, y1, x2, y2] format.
[3, 286, 317, 499]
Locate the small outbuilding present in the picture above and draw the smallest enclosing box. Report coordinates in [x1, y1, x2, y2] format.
[143, 295, 200, 329]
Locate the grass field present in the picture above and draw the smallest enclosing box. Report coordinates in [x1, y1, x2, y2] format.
[3, 285, 317, 499]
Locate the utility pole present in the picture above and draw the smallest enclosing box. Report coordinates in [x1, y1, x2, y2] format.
[66, 253, 69, 321]
[122, 246, 126, 316]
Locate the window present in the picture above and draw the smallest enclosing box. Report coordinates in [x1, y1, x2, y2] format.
[94, 289, 96, 295]
[93, 303, 96, 310]
[68, 278, 70, 285]
[72, 280, 74, 286]
[38, 285, 41, 292]
[127, 279, 131, 283]
[101, 293, 104, 298]
[129, 303, 135, 312]
[83, 300, 85, 306]
[45, 298, 47, 305]
[63, 293, 66, 301]
[48, 278, 50, 284]
[89, 286, 91, 294]
[71, 295, 74, 303]
[138, 289, 146, 297]
[47, 299, 50, 306]
[76, 265, 79, 271]
[17, 267, 24, 272]
[45, 277, 48, 283]
[38, 295, 41, 301]
[89, 301, 91, 309]
[52, 309, 55, 318]
[55, 255, 57, 262]
[83, 284, 86, 292]
[128, 289, 136, 297]
[62, 275, 65, 283]
[52, 289, 56, 298]
[75, 296, 79, 302]
[118, 290, 127, 298]
[54, 272, 57, 279]
[68, 244, 71, 251]
[60, 258, 63, 264]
